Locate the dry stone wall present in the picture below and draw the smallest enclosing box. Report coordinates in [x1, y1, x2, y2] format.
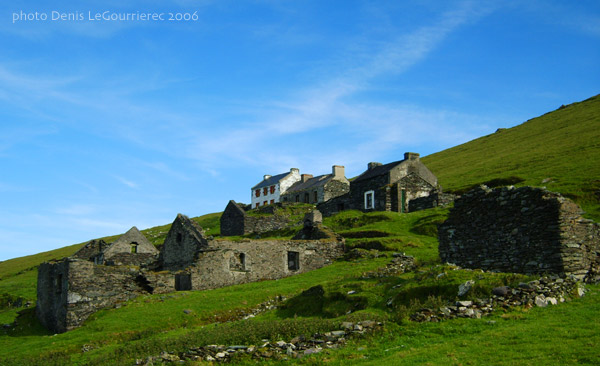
[36, 259, 155, 333]
[408, 190, 456, 212]
[187, 239, 344, 291]
[438, 186, 600, 280]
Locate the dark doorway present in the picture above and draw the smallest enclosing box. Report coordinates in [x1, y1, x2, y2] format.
[175, 273, 192, 291]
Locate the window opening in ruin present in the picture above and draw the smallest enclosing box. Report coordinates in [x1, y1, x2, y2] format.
[263, 201, 268, 206]
[175, 273, 192, 291]
[337, 203, 345, 211]
[365, 190, 374, 210]
[130, 242, 138, 253]
[295, 195, 300, 202]
[288, 251, 299, 271]
[270, 185, 275, 194]
[256, 202, 260, 208]
[263, 187, 268, 195]
[313, 191, 318, 202]
[255, 189, 260, 197]
[55, 274, 63, 293]
[304, 193, 309, 203]
[270, 199, 275, 204]
[176, 233, 183, 244]
[230, 252, 247, 271]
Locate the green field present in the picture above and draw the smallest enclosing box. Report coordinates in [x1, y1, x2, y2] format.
[1, 94, 599, 365]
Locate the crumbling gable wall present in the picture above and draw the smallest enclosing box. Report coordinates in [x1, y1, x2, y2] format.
[438, 186, 600, 280]
[162, 214, 209, 270]
[103, 226, 159, 266]
[220, 200, 247, 236]
[71, 239, 109, 263]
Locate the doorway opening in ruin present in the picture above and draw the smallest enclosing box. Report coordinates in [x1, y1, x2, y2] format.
[175, 273, 192, 291]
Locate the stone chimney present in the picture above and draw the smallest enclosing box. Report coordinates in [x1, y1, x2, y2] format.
[263, 174, 272, 180]
[290, 168, 299, 174]
[368, 162, 382, 170]
[301, 174, 313, 183]
[332, 165, 345, 178]
[404, 152, 420, 161]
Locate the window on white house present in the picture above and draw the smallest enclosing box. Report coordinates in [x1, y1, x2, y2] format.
[364, 190, 375, 210]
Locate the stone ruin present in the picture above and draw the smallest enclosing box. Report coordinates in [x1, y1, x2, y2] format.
[220, 200, 306, 236]
[438, 185, 600, 281]
[36, 213, 345, 333]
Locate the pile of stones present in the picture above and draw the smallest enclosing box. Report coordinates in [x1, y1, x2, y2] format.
[135, 320, 381, 364]
[363, 253, 416, 278]
[410, 275, 584, 322]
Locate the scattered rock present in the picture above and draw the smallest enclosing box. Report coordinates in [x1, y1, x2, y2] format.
[458, 280, 475, 297]
[143, 320, 382, 363]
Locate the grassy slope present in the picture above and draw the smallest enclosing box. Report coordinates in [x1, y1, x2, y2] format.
[422, 94, 600, 220]
[1, 94, 599, 364]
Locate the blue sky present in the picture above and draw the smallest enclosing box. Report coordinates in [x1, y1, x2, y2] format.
[1, 0, 598, 261]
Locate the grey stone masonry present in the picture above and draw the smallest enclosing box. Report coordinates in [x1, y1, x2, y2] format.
[37, 212, 346, 333]
[438, 185, 600, 280]
[162, 214, 209, 270]
[409, 190, 457, 212]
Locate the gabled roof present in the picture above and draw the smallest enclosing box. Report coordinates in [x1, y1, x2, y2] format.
[285, 174, 332, 193]
[251, 171, 292, 190]
[353, 160, 404, 183]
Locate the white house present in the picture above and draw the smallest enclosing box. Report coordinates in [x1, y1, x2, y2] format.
[251, 168, 300, 208]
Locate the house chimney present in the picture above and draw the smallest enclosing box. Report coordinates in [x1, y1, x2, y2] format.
[332, 165, 345, 177]
[368, 162, 382, 170]
[404, 152, 420, 161]
[264, 174, 272, 180]
[290, 168, 299, 174]
[301, 174, 313, 183]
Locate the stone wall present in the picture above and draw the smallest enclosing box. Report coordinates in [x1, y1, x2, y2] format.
[220, 201, 247, 236]
[438, 186, 600, 279]
[36, 260, 69, 333]
[409, 190, 457, 212]
[36, 259, 155, 333]
[186, 239, 345, 291]
[163, 214, 209, 270]
[220, 202, 314, 237]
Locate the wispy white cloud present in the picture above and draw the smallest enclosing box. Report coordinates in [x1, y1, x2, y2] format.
[55, 204, 97, 216]
[114, 176, 139, 189]
[180, 1, 496, 171]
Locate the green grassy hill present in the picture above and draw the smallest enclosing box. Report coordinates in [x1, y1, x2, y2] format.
[422, 94, 600, 220]
[1, 94, 599, 365]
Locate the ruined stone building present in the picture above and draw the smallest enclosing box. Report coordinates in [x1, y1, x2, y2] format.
[319, 152, 439, 216]
[438, 186, 600, 281]
[219, 200, 297, 236]
[37, 214, 344, 333]
[71, 226, 159, 266]
[251, 168, 301, 208]
[280, 165, 350, 205]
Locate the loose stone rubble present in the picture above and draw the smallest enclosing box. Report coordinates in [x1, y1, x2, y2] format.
[362, 253, 416, 278]
[135, 320, 382, 364]
[410, 275, 583, 322]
